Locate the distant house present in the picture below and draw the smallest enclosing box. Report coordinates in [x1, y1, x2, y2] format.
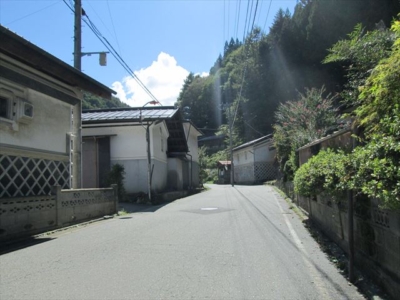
[0, 25, 114, 198]
[198, 134, 226, 153]
[81, 107, 202, 197]
[217, 161, 231, 184]
[233, 135, 277, 184]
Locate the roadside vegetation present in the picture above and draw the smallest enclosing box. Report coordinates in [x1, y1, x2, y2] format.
[106, 163, 127, 202]
[294, 17, 400, 210]
[178, 1, 399, 197]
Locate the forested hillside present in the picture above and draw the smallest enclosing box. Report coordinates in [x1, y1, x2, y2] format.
[82, 92, 130, 109]
[177, 0, 400, 144]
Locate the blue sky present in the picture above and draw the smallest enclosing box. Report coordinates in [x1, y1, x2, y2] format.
[0, 0, 297, 106]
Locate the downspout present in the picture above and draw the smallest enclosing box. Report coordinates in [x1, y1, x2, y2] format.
[186, 153, 193, 190]
[185, 122, 193, 190]
[146, 123, 153, 202]
[94, 136, 98, 187]
[141, 120, 154, 202]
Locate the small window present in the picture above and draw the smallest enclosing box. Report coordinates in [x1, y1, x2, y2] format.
[0, 96, 9, 119]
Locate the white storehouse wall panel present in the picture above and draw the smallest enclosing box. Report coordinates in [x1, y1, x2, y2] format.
[254, 142, 272, 162]
[183, 124, 201, 163]
[151, 158, 168, 192]
[167, 158, 183, 190]
[111, 158, 147, 194]
[83, 126, 147, 160]
[233, 146, 254, 167]
[1, 87, 71, 155]
[151, 122, 169, 163]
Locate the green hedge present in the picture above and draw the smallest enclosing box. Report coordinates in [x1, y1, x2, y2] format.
[294, 145, 400, 210]
[294, 149, 348, 198]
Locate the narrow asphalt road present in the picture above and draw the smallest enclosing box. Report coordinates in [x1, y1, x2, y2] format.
[0, 184, 364, 299]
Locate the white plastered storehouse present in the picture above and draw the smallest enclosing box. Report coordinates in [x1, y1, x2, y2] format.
[233, 134, 277, 184]
[0, 25, 114, 199]
[81, 107, 202, 195]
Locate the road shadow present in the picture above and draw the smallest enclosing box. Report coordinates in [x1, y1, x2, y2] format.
[0, 236, 55, 255]
[118, 202, 170, 214]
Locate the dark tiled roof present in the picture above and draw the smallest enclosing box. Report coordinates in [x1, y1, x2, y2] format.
[0, 25, 115, 100]
[82, 106, 178, 123]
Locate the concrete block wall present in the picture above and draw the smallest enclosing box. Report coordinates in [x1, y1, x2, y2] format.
[281, 183, 400, 299]
[0, 195, 57, 241]
[53, 186, 118, 227]
[0, 185, 118, 242]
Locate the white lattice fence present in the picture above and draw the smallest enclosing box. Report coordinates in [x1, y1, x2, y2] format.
[0, 155, 70, 198]
[254, 161, 277, 182]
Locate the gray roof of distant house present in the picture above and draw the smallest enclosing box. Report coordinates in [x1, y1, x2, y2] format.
[82, 106, 189, 153]
[233, 134, 273, 151]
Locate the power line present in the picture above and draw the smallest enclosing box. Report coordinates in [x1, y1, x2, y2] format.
[85, 14, 159, 102]
[232, 0, 259, 127]
[223, 0, 226, 48]
[106, 0, 122, 55]
[256, 0, 264, 28]
[62, 0, 159, 104]
[5, 1, 60, 26]
[263, 0, 273, 32]
[242, 0, 251, 43]
[83, 0, 118, 49]
[227, 0, 230, 41]
[234, 0, 240, 40]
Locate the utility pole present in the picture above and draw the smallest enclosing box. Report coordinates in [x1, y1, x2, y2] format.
[72, 0, 82, 188]
[348, 127, 356, 283]
[229, 106, 234, 187]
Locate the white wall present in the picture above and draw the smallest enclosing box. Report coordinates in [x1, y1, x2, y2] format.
[150, 122, 169, 192]
[151, 122, 169, 163]
[254, 141, 275, 162]
[167, 158, 183, 190]
[83, 124, 170, 194]
[233, 146, 254, 167]
[1, 85, 71, 155]
[83, 125, 146, 160]
[183, 123, 201, 163]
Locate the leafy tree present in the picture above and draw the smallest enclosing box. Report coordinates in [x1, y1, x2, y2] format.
[323, 24, 396, 106]
[349, 16, 400, 209]
[273, 87, 338, 180]
[83, 92, 130, 109]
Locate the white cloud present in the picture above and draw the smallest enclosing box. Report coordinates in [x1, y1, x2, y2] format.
[196, 72, 209, 78]
[111, 52, 190, 107]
